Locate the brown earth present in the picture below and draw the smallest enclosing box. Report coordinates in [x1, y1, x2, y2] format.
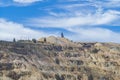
[0, 36, 120, 80]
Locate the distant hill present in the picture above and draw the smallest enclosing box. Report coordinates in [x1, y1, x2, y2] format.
[0, 36, 120, 80]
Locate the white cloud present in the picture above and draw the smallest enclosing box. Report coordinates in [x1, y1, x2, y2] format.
[0, 18, 48, 41]
[88, 0, 120, 8]
[13, 0, 42, 4]
[26, 8, 120, 43]
[26, 6, 120, 43]
[1, 18, 120, 43]
[22, 0, 120, 43]
[67, 27, 120, 43]
[1, 0, 120, 43]
[28, 10, 120, 28]
[0, 0, 43, 7]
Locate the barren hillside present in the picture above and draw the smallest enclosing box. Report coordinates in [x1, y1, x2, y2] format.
[0, 37, 120, 80]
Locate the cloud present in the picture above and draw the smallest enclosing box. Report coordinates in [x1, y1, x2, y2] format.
[25, 0, 120, 43]
[1, 18, 120, 43]
[13, 0, 42, 4]
[0, 0, 43, 7]
[0, 18, 48, 41]
[26, 0, 120, 28]
[1, 0, 120, 43]
[26, 8, 120, 43]
[92, 0, 120, 8]
[67, 27, 120, 43]
[28, 10, 120, 28]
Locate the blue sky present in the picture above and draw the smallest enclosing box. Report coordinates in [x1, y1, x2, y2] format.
[0, 0, 120, 43]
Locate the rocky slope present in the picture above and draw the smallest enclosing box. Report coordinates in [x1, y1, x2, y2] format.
[0, 37, 120, 80]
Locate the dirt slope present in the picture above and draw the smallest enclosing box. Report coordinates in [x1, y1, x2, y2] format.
[0, 37, 120, 80]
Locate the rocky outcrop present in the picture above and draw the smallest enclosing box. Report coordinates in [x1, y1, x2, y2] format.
[0, 39, 120, 80]
[38, 36, 79, 47]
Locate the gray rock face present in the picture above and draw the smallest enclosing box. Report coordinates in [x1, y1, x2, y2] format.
[0, 40, 120, 80]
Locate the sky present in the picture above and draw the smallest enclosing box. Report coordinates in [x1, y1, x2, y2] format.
[0, 0, 120, 43]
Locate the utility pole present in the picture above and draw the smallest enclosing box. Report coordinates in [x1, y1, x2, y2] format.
[13, 38, 16, 42]
[61, 32, 64, 38]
